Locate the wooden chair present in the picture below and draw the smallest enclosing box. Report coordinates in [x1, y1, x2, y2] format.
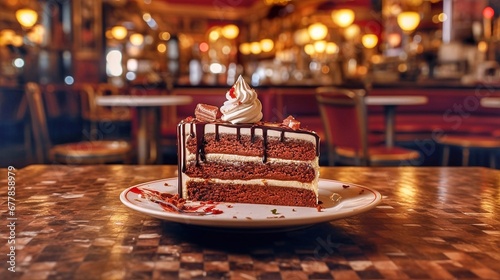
[316, 87, 420, 166]
[79, 84, 131, 141]
[437, 135, 500, 168]
[26, 82, 132, 164]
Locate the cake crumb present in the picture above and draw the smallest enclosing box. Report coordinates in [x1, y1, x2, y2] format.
[316, 205, 323, 212]
[232, 216, 237, 219]
[342, 184, 350, 188]
[359, 189, 365, 194]
[245, 217, 252, 220]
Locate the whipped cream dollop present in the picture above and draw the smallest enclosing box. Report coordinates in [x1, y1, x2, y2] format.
[220, 75, 263, 124]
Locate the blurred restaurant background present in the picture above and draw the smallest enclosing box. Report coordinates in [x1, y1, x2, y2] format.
[1, 0, 500, 168]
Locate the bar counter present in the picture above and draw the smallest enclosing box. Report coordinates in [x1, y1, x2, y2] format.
[1, 165, 500, 279]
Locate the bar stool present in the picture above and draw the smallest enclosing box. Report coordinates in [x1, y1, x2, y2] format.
[437, 135, 500, 168]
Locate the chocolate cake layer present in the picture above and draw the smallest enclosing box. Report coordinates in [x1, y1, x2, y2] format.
[186, 181, 317, 207]
[186, 133, 317, 161]
[183, 161, 316, 182]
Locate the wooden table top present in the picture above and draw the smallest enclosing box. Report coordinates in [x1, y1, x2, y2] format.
[1, 165, 499, 279]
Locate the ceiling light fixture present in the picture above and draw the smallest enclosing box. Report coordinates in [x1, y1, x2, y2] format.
[361, 34, 378, 48]
[397, 11, 421, 32]
[331, 9, 355, 28]
[308, 23, 328, 41]
[130, 33, 144, 46]
[221, 24, 239, 39]
[111, 26, 128, 40]
[260, 39, 274, 52]
[16, 8, 38, 28]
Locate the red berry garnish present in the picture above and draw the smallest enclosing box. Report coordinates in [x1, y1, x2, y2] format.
[229, 87, 236, 99]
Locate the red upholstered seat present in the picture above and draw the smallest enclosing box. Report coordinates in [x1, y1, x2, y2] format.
[316, 87, 420, 166]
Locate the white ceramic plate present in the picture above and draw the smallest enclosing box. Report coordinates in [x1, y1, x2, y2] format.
[120, 178, 382, 229]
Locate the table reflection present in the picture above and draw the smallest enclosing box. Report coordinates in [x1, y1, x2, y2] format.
[1, 165, 499, 279]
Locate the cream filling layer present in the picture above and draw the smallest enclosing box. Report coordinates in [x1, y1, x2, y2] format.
[186, 152, 319, 167]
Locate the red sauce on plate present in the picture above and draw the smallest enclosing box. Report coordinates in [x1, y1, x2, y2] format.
[132, 187, 223, 215]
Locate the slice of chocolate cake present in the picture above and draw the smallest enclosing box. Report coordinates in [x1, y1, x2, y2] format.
[177, 76, 320, 207]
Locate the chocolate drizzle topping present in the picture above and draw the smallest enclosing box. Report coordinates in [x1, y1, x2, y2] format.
[236, 128, 241, 142]
[262, 127, 268, 163]
[250, 126, 257, 143]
